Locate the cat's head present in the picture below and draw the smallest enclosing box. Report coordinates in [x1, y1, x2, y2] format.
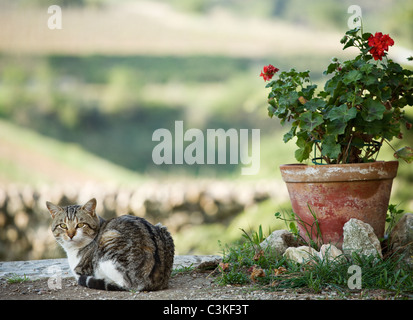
[46, 198, 100, 250]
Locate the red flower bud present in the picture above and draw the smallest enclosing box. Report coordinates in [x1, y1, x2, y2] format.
[259, 64, 279, 81]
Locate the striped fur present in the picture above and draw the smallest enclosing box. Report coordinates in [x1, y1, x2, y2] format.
[46, 198, 175, 291]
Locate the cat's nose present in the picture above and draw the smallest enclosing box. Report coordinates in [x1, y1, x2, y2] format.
[67, 230, 76, 239]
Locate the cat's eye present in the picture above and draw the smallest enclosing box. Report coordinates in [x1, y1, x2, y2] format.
[77, 223, 86, 228]
[59, 223, 68, 229]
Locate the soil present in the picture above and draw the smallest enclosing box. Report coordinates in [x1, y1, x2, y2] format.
[0, 268, 409, 301]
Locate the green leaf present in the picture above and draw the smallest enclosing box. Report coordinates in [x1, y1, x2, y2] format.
[362, 32, 372, 40]
[327, 119, 347, 135]
[289, 222, 298, 235]
[321, 135, 341, 159]
[295, 147, 311, 162]
[356, 112, 399, 140]
[283, 125, 297, 143]
[295, 133, 312, 162]
[394, 146, 413, 163]
[346, 27, 360, 35]
[342, 38, 355, 50]
[303, 98, 326, 112]
[326, 104, 357, 122]
[364, 75, 377, 86]
[360, 63, 374, 74]
[387, 62, 403, 73]
[267, 105, 275, 118]
[324, 62, 339, 75]
[361, 98, 386, 122]
[299, 111, 324, 132]
[381, 87, 392, 102]
[324, 75, 342, 96]
[301, 84, 317, 99]
[279, 91, 299, 108]
[343, 70, 362, 85]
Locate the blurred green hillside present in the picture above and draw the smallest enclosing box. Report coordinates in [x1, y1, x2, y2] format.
[0, 0, 412, 256]
[1, 0, 412, 178]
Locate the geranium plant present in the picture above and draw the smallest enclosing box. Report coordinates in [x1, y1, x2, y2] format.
[261, 27, 413, 164]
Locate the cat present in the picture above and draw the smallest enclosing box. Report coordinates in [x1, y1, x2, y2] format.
[46, 198, 175, 291]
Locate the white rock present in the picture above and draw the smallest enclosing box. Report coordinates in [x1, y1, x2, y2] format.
[260, 229, 298, 255]
[283, 246, 319, 264]
[318, 244, 345, 262]
[342, 218, 383, 259]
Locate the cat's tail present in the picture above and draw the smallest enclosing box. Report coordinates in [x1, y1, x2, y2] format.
[78, 275, 125, 291]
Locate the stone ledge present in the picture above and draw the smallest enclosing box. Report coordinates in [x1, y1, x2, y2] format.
[0, 255, 222, 281]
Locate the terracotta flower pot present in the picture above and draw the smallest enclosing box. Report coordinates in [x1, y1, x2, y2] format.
[279, 161, 399, 248]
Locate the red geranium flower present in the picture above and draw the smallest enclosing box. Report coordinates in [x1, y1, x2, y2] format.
[260, 64, 279, 81]
[368, 32, 394, 61]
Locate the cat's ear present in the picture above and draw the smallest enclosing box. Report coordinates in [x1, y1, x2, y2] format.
[46, 201, 62, 219]
[82, 198, 97, 217]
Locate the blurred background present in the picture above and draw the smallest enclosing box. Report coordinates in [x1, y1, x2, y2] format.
[0, 0, 412, 261]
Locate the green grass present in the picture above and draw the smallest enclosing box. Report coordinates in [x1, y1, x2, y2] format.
[0, 119, 142, 185]
[6, 274, 30, 284]
[171, 264, 195, 277]
[217, 226, 413, 297]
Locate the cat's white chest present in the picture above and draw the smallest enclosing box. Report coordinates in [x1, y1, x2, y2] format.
[64, 247, 81, 279]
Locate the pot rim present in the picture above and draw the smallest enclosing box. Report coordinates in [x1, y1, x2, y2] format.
[279, 160, 399, 183]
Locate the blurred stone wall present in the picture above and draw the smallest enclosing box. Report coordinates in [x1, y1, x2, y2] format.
[0, 180, 287, 261]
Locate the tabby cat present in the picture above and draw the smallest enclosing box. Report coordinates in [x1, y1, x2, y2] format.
[46, 198, 175, 291]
